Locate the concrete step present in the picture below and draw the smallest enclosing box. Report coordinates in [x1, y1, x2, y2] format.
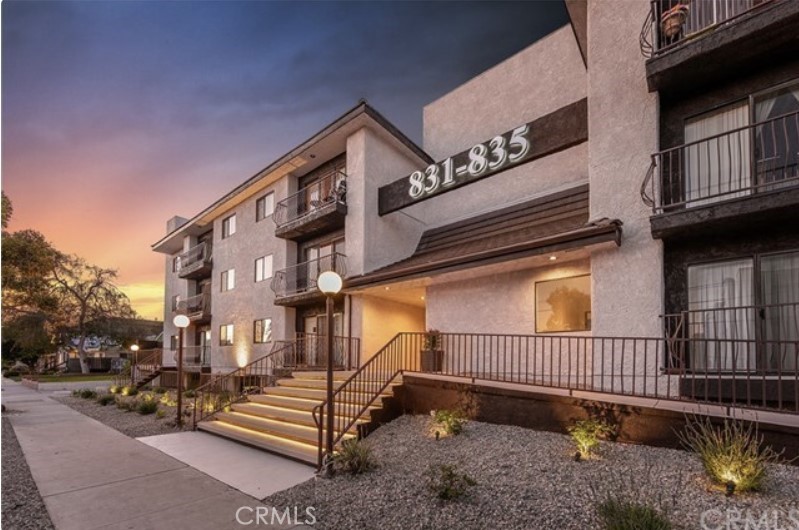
[248, 393, 380, 414]
[262, 385, 392, 402]
[214, 411, 357, 446]
[276, 377, 399, 392]
[231, 402, 370, 427]
[197, 420, 317, 465]
[290, 370, 357, 381]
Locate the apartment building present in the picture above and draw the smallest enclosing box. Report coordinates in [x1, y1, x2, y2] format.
[149, 0, 798, 465]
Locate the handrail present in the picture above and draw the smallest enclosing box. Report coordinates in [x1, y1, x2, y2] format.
[177, 241, 212, 271]
[273, 170, 347, 227]
[643, 109, 799, 212]
[130, 348, 162, 386]
[176, 292, 211, 319]
[271, 252, 347, 298]
[313, 330, 799, 468]
[192, 341, 296, 428]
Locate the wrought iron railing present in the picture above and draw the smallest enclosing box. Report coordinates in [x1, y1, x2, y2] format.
[176, 292, 211, 321]
[271, 253, 347, 298]
[130, 348, 162, 386]
[273, 170, 347, 227]
[640, 0, 767, 58]
[642, 110, 799, 212]
[663, 302, 799, 373]
[176, 242, 212, 276]
[172, 346, 211, 369]
[313, 331, 799, 467]
[285, 333, 359, 370]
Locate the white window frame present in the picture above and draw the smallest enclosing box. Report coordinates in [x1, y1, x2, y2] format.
[256, 193, 274, 222]
[255, 255, 273, 282]
[222, 214, 236, 239]
[221, 269, 235, 292]
[219, 324, 234, 346]
[253, 318, 272, 344]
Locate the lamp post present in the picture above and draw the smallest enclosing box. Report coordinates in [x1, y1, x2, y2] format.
[173, 314, 190, 427]
[317, 271, 343, 465]
[130, 343, 139, 386]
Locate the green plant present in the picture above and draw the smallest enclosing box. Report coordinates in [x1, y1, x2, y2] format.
[432, 409, 466, 436]
[596, 498, 672, 530]
[423, 329, 442, 350]
[333, 439, 377, 475]
[96, 394, 115, 406]
[75, 388, 98, 399]
[425, 464, 476, 501]
[156, 408, 167, 419]
[115, 395, 137, 411]
[160, 392, 178, 406]
[137, 400, 158, 415]
[568, 418, 615, 459]
[153, 387, 167, 394]
[678, 416, 783, 493]
[108, 385, 121, 394]
[4, 370, 20, 378]
[121, 386, 138, 396]
[183, 389, 196, 398]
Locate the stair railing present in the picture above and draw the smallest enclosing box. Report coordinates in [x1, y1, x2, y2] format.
[131, 349, 163, 387]
[192, 341, 296, 428]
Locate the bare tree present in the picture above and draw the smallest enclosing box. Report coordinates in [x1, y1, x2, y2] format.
[51, 256, 136, 373]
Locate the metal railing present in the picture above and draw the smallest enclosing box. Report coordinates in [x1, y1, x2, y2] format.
[313, 331, 799, 467]
[283, 333, 359, 370]
[177, 242, 212, 276]
[663, 302, 799, 373]
[642, 110, 799, 212]
[192, 341, 296, 427]
[271, 253, 347, 298]
[273, 170, 347, 227]
[172, 346, 211, 369]
[640, 0, 766, 58]
[130, 348, 163, 387]
[176, 292, 211, 321]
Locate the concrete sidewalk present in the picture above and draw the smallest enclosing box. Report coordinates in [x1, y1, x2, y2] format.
[2, 379, 309, 530]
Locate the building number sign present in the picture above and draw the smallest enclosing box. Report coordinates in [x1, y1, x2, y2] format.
[408, 124, 531, 199]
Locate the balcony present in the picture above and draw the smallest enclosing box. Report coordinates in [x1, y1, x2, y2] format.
[639, 0, 799, 94]
[177, 242, 212, 280]
[273, 171, 347, 240]
[177, 292, 211, 324]
[270, 253, 347, 305]
[642, 110, 799, 238]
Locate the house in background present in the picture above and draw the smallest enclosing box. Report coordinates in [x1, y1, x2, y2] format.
[150, 0, 799, 466]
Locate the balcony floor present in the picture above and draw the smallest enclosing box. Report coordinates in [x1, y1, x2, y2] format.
[274, 202, 346, 240]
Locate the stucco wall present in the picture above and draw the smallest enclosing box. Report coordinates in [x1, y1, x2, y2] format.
[346, 127, 427, 275]
[352, 295, 426, 361]
[587, 0, 662, 338]
[426, 260, 591, 336]
[161, 237, 190, 368]
[422, 25, 586, 161]
[207, 177, 292, 372]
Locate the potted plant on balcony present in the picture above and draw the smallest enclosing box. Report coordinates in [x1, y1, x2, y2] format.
[421, 329, 444, 372]
[660, 3, 689, 39]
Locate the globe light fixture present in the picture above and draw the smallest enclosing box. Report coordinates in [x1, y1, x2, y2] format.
[317, 271, 343, 295]
[173, 314, 190, 328]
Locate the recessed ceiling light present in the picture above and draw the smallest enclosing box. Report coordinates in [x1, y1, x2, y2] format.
[549, 255, 557, 261]
[385, 287, 390, 291]
[421, 296, 425, 300]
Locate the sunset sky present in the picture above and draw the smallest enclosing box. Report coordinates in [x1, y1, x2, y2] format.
[2, 1, 567, 320]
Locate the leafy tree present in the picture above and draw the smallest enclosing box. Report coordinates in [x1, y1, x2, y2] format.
[1, 229, 62, 321]
[2, 313, 54, 366]
[51, 256, 136, 373]
[2, 191, 12, 230]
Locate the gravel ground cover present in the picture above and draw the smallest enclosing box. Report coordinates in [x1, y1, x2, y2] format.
[53, 394, 191, 438]
[266, 415, 799, 530]
[2, 413, 55, 530]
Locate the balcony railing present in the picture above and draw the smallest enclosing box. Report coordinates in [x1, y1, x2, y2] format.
[172, 346, 211, 369]
[640, 0, 767, 58]
[176, 292, 211, 322]
[271, 253, 347, 299]
[642, 110, 799, 213]
[663, 302, 799, 373]
[273, 170, 347, 229]
[177, 242, 212, 279]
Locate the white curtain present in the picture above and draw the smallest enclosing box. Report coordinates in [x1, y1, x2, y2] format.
[688, 259, 754, 371]
[760, 252, 799, 371]
[684, 102, 751, 206]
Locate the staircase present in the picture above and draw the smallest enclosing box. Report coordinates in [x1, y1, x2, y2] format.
[196, 371, 401, 465]
[134, 369, 161, 389]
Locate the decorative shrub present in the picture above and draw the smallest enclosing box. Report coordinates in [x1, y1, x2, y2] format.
[425, 464, 476, 501]
[96, 394, 115, 406]
[183, 389, 196, 398]
[678, 416, 783, 493]
[160, 392, 178, 407]
[137, 400, 158, 415]
[153, 387, 167, 394]
[74, 388, 98, 399]
[115, 395, 137, 411]
[156, 408, 167, 419]
[596, 498, 672, 530]
[108, 385, 121, 394]
[423, 329, 442, 350]
[568, 418, 615, 460]
[333, 439, 377, 475]
[4, 371, 20, 378]
[432, 409, 466, 436]
[121, 386, 138, 396]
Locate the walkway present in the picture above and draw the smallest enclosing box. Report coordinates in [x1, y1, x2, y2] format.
[2, 379, 309, 530]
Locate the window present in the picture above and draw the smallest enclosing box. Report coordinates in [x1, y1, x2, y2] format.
[256, 193, 274, 222]
[253, 319, 272, 344]
[219, 324, 234, 346]
[535, 275, 591, 333]
[255, 255, 273, 282]
[221, 269, 235, 292]
[222, 214, 236, 239]
[170, 335, 178, 351]
[686, 251, 799, 373]
[171, 295, 180, 312]
[172, 256, 181, 273]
